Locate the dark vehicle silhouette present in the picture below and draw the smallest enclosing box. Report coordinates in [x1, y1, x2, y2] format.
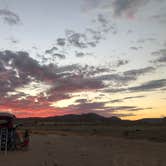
[0, 112, 29, 154]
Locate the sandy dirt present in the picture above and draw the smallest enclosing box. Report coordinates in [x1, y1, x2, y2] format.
[0, 134, 166, 166]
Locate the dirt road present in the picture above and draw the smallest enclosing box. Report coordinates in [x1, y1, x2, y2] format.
[0, 134, 166, 166]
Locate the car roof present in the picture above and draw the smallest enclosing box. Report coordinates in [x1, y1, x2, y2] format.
[0, 112, 15, 119]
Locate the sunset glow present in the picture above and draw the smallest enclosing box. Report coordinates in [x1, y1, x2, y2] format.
[0, 0, 166, 119]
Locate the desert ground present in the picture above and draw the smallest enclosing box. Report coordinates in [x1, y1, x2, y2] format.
[1, 133, 166, 166]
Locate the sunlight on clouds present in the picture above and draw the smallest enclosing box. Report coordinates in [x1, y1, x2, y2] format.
[15, 81, 51, 96]
[51, 91, 108, 108]
[51, 98, 77, 108]
[16, 81, 51, 96]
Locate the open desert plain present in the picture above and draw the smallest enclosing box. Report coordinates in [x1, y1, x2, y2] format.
[1, 115, 166, 166]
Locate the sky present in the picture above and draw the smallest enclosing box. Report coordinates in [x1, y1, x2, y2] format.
[0, 0, 166, 119]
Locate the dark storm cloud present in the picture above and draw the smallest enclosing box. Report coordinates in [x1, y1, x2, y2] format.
[0, 9, 21, 25]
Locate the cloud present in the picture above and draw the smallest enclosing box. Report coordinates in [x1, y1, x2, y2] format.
[104, 79, 166, 93]
[60, 99, 143, 113]
[60, 99, 143, 116]
[137, 38, 156, 44]
[116, 59, 129, 67]
[82, 0, 101, 12]
[57, 38, 66, 46]
[112, 0, 149, 18]
[123, 67, 155, 77]
[52, 53, 66, 59]
[151, 13, 166, 24]
[75, 52, 86, 57]
[54, 64, 110, 77]
[152, 49, 166, 64]
[0, 9, 21, 25]
[129, 79, 166, 92]
[75, 99, 88, 103]
[0, 50, 160, 118]
[82, 0, 150, 18]
[0, 50, 110, 117]
[130, 46, 142, 50]
[75, 51, 92, 58]
[47, 14, 116, 60]
[96, 66, 155, 86]
[65, 30, 88, 48]
[43, 13, 116, 64]
[45, 47, 58, 54]
[111, 113, 135, 117]
[110, 95, 145, 103]
[97, 14, 109, 27]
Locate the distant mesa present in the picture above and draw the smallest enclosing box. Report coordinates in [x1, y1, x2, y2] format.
[16, 113, 122, 123]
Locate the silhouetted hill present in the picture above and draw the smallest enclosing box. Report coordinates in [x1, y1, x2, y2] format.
[50, 113, 106, 122]
[16, 113, 122, 124]
[136, 118, 165, 124]
[108, 116, 121, 121]
[16, 113, 166, 125]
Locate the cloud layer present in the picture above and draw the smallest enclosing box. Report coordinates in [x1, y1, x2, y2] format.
[0, 49, 159, 117]
[0, 9, 21, 25]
